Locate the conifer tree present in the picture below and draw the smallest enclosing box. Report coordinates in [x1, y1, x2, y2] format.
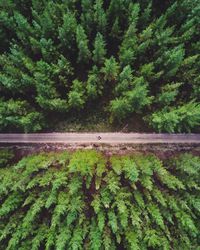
[92, 32, 106, 65]
[58, 12, 77, 50]
[157, 82, 182, 106]
[94, 0, 107, 34]
[101, 56, 119, 81]
[110, 17, 121, 39]
[76, 25, 91, 62]
[115, 65, 133, 94]
[68, 79, 85, 109]
[80, 0, 94, 35]
[86, 66, 102, 99]
[149, 102, 200, 132]
[111, 78, 152, 121]
[0, 99, 44, 132]
[0, 0, 199, 132]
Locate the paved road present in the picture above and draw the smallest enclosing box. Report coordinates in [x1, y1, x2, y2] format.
[0, 133, 200, 144]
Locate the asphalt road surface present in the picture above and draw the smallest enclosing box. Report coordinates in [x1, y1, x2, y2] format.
[0, 133, 200, 144]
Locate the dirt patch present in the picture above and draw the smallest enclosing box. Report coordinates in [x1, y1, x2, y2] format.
[1, 143, 200, 162]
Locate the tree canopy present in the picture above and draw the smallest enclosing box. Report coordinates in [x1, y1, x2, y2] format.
[0, 0, 199, 132]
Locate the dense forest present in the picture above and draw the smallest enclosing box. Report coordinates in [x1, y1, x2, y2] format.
[0, 0, 199, 132]
[0, 149, 199, 249]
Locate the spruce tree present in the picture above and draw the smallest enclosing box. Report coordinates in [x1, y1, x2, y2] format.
[0, 0, 199, 132]
[94, 0, 107, 34]
[59, 12, 77, 50]
[92, 32, 106, 65]
[101, 56, 119, 81]
[76, 25, 91, 62]
[149, 102, 200, 132]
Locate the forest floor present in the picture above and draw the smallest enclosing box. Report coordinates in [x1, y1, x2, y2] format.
[49, 109, 153, 133]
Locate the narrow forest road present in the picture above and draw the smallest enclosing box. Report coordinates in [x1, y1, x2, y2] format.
[0, 133, 200, 144]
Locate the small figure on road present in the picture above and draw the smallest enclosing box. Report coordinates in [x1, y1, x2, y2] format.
[97, 136, 102, 140]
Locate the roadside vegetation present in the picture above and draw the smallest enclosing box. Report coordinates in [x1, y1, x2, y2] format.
[0, 0, 200, 132]
[0, 149, 199, 249]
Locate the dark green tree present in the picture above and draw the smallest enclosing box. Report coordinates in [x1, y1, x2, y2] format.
[115, 65, 133, 94]
[94, 0, 107, 34]
[111, 77, 153, 121]
[0, 99, 44, 132]
[157, 82, 182, 106]
[86, 66, 102, 99]
[92, 32, 106, 65]
[68, 80, 86, 109]
[59, 12, 77, 50]
[76, 25, 91, 62]
[101, 56, 119, 81]
[0, 0, 199, 132]
[149, 102, 200, 132]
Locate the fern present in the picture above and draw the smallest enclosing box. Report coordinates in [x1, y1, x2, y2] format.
[21, 192, 47, 239]
[144, 229, 163, 248]
[108, 211, 118, 234]
[50, 191, 69, 228]
[89, 219, 102, 250]
[0, 150, 199, 249]
[45, 227, 56, 250]
[97, 211, 105, 232]
[0, 192, 23, 218]
[56, 225, 71, 250]
[147, 204, 165, 230]
[69, 225, 84, 250]
[125, 230, 140, 250]
[32, 225, 47, 250]
[102, 228, 114, 250]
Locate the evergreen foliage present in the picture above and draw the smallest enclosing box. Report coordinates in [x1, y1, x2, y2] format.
[0, 0, 200, 132]
[0, 150, 199, 249]
[149, 102, 200, 133]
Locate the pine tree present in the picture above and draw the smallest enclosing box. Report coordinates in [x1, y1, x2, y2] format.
[34, 60, 68, 112]
[110, 17, 121, 39]
[156, 45, 185, 78]
[76, 25, 91, 62]
[80, 0, 94, 35]
[92, 32, 106, 65]
[101, 56, 119, 81]
[110, 98, 131, 121]
[115, 65, 133, 94]
[94, 0, 107, 34]
[157, 82, 182, 106]
[0, 99, 44, 132]
[111, 77, 153, 121]
[149, 102, 200, 132]
[68, 80, 86, 109]
[0, 0, 199, 132]
[86, 66, 102, 99]
[58, 12, 77, 50]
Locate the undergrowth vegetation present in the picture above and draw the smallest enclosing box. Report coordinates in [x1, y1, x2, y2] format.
[0, 149, 199, 249]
